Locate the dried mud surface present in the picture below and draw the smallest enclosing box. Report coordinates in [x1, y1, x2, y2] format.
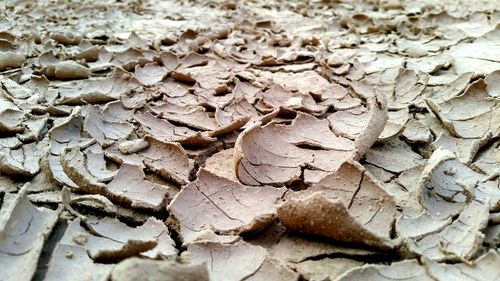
[0, 0, 500, 280]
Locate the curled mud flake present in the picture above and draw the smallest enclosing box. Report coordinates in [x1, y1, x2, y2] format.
[438, 200, 489, 261]
[110, 258, 209, 281]
[378, 107, 409, 141]
[417, 148, 481, 219]
[245, 256, 299, 281]
[1, 76, 33, 99]
[0, 97, 25, 134]
[268, 234, 379, 264]
[277, 161, 398, 250]
[0, 51, 26, 71]
[48, 107, 83, 155]
[234, 112, 355, 186]
[290, 258, 363, 281]
[485, 69, 500, 98]
[42, 60, 90, 80]
[432, 132, 492, 165]
[134, 111, 216, 145]
[180, 241, 267, 281]
[83, 105, 134, 146]
[335, 260, 433, 281]
[44, 243, 113, 281]
[159, 51, 180, 71]
[150, 102, 219, 131]
[0, 184, 61, 281]
[422, 250, 500, 281]
[140, 136, 190, 185]
[56, 69, 141, 105]
[426, 79, 499, 139]
[203, 148, 238, 181]
[118, 138, 149, 154]
[260, 84, 327, 115]
[85, 216, 177, 259]
[106, 164, 169, 211]
[446, 28, 500, 75]
[50, 32, 82, 45]
[402, 119, 432, 144]
[61, 147, 107, 194]
[365, 139, 424, 174]
[472, 139, 500, 178]
[0, 142, 40, 177]
[85, 150, 117, 182]
[167, 169, 286, 244]
[134, 62, 168, 86]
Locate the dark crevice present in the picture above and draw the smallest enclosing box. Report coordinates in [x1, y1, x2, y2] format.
[32, 218, 68, 281]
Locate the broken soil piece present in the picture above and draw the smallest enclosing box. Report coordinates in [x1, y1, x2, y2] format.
[106, 163, 170, 211]
[0, 142, 40, 177]
[290, 258, 363, 281]
[422, 250, 500, 281]
[62, 147, 107, 193]
[268, 234, 379, 264]
[335, 260, 433, 281]
[234, 112, 355, 186]
[245, 256, 299, 281]
[0, 51, 26, 70]
[85, 216, 177, 259]
[134, 62, 167, 86]
[438, 200, 489, 261]
[48, 107, 83, 155]
[485, 69, 500, 98]
[431, 132, 491, 165]
[42, 60, 90, 80]
[277, 161, 398, 250]
[0, 97, 25, 134]
[203, 148, 237, 181]
[167, 169, 286, 244]
[44, 244, 113, 281]
[0, 184, 61, 281]
[181, 240, 267, 281]
[417, 148, 474, 219]
[118, 138, 149, 154]
[365, 139, 424, 174]
[110, 258, 209, 281]
[83, 105, 134, 146]
[150, 102, 218, 131]
[134, 111, 216, 145]
[426, 79, 499, 139]
[85, 150, 116, 182]
[45, 216, 172, 280]
[140, 136, 190, 185]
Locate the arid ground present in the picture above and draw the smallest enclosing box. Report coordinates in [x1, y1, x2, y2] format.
[1, 0, 500, 280]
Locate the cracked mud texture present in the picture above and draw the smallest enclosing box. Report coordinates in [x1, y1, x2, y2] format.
[0, 0, 500, 280]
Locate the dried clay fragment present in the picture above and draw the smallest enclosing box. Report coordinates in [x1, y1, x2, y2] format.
[42, 60, 90, 80]
[422, 250, 500, 281]
[45, 215, 176, 281]
[168, 169, 286, 244]
[234, 112, 355, 186]
[106, 164, 170, 211]
[277, 161, 398, 250]
[110, 258, 209, 281]
[406, 148, 492, 261]
[181, 241, 294, 281]
[0, 51, 26, 71]
[134, 111, 216, 145]
[140, 136, 190, 185]
[426, 79, 499, 139]
[0, 184, 61, 281]
[335, 260, 433, 281]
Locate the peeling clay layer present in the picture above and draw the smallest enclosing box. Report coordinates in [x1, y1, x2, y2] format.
[0, 0, 499, 281]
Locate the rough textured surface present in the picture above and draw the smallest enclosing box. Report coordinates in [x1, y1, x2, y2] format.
[0, 1, 499, 280]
